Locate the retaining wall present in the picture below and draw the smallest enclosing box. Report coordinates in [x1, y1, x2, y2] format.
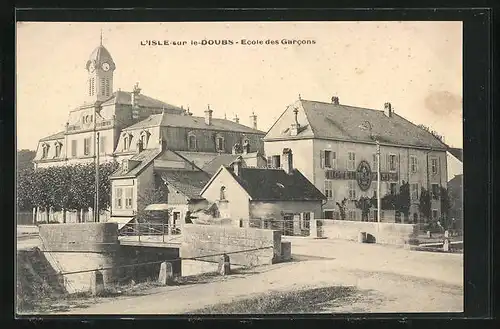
[321, 220, 418, 245]
[38, 223, 119, 294]
[180, 224, 282, 267]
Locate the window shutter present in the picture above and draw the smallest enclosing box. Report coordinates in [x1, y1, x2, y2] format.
[320, 150, 325, 168]
[386, 154, 390, 171]
[329, 151, 333, 168]
[267, 156, 272, 168]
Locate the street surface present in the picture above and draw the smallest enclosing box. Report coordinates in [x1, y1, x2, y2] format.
[53, 237, 463, 314]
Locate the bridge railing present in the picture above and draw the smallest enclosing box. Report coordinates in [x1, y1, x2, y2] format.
[118, 223, 181, 242]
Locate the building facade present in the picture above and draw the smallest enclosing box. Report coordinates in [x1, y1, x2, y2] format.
[264, 97, 449, 223]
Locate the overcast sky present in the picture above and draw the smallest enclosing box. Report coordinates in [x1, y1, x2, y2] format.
[16, 21, 462, 150]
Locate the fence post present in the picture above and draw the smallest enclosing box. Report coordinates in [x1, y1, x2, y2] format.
[32, 207, 36, 225]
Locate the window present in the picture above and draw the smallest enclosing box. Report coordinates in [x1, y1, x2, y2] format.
[216, 135, 225, 151]
[301, 212, 311, 230]
[388, 154, 397, 172]
[91, 78, 95, 96]
[125, 187, 133, 209]
[267, 155, 281, 168]
[431, 158, 438, 175]
[219, 186, 226, 200]
[114, 188, 123, 209]
[140, 131, 150, 148]
[99, 136, 106, 155]
[100, 78, 105, 96]
[84, 137, 91, 155]
[390, 183, 398, 195]
[348, 181, 356, 199]
[321, 150, 336, 169]
[54, 143, 61, 157]
[411, 183, 419, 200]
[88, 79, 92, 96]
[41, 144, 49, 159]
[105, 79, 110, 96]
[410, 156, 418, 173]
[123, 135, 130, 151]
[373, 153, 378, 170]
[188, 134, 197, 150]
[432, 209, 438, 220]
[323, 210, 334, 220]
[347, 152, 356, 171]
[71, 140, 77, 157]
[324, 180, 334, 200]
[432, 183, 440, 200]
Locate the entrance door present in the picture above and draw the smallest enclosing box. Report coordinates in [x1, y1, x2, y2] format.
[172, 212, 181, 233]
[283, 214, 294, 236]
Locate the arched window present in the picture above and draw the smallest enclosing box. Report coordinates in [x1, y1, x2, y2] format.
[105, 79, 110, 96]
[54, 142, 62, 157]
[215, 134, 225, 152]
[219, 186, 226, 201]
[123, 134, 131, 151]
[91, 78, 95, 96]
[188, 133, 197, 150]
[100, 78, 105, 96]
[140, 130, 151, 148]
[41, 144, 50, 159]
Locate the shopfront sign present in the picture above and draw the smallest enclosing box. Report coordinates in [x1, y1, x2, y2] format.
[356, 160, 372, 191]
[325, 165, 398, 184]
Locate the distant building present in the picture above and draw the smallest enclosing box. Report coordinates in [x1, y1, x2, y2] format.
[263, 96, 449, 223]
[200, 149, 326, 235]
[33, 39, 265, 170]
[447, 147, 463, 181]
[447, 174, 463, 225]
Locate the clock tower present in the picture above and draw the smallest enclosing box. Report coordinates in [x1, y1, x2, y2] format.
[85, 33, 116, 103]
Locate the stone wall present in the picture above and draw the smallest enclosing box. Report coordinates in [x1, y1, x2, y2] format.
[180, 224, 282, 267]
[38, 223, 120, 294]
[320, 220, 418, 245]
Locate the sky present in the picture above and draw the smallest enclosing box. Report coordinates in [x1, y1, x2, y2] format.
[16, 21, 463, 150]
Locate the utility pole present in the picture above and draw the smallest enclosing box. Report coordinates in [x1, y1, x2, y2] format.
[95, 131, 100, 222]
[376, 141, 381, 226]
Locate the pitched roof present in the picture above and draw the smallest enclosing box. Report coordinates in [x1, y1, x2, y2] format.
[201, 154, 241, 175]
[110, 148, 162, 178]
[264, 99, 449, 150]
[100, 90, 185, 113]
[159, 170, 211, 200]
[448, 148, 463, 162]
[223, 167, 326, 201]
[39, 131, 65, 142]
[123, 113, 266, 135]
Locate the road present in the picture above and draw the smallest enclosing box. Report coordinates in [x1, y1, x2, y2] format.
[54, 237, 463, 314]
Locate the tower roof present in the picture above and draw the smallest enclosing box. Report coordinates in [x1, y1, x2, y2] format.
[86, 44, 115, 71]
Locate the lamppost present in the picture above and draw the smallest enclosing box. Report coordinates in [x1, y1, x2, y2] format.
[359, 121, 381, 225]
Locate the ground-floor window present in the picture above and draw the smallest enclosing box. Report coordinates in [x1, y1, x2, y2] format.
[323, 210, 334, 219]
[432, 209, 438, 220]
[301, 212, 311, 229]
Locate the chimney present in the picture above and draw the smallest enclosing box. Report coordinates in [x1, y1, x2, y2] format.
[204, 104, 213, 125]
[136, 139, 144, 153]
[331, 96, 340, 105]
[233, 114, 239, 124]
[131, 82, 141, 107]
[242, 140, 250, 154]
[233, 157, 242, 177]
[384, 102, 393, 117]
[250, 111, 257, 130]
[158, 137, 167, 151]
[282, 148, 293, 174]
[290, 107, 300, 136]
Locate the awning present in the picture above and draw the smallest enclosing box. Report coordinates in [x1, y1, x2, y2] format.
[107, 217, 135, 229]
[144, 204, 170, 211]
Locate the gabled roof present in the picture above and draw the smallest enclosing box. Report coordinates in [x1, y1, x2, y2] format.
[110, 148, 162, 179]
[264, 99, 449, 150]
[100, 90, 185, 114]
[201, 154, 241, 175]
[205, 166, 326, 202]
[448, 147, 463, 162]
[159, 170, 211, 200]
[122, 112, 266, 135]
[39, 131, 65, 142]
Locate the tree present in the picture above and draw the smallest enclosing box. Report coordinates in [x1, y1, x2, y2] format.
[17, 149, 36, 172]
[336, 198, 348, 220]
[397, 181, 411, 222]
[381, 193, 397, 210]
[440, 186, 451, 229]
[354, 196, 372, 222]
[419, 187, 432, 222]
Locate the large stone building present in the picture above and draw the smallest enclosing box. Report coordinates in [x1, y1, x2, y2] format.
[33, 40, 265, 170]
[263, 96, 449, 223]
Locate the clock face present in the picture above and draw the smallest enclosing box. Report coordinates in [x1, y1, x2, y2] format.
[102, 62, 110, 71]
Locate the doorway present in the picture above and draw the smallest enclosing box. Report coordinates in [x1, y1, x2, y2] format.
[282, 214, 294, 236]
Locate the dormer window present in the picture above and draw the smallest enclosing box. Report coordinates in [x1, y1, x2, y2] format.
[54, 142, 62, 158]
[140, 130, 151, 148]
[216, 134, 225, 152]
[188, 132, 197, 150]
[41, 144, 50, 159]
[123, 133, 132, 151]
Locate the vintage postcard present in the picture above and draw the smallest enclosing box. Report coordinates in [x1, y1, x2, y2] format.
[16, 21, 463, 315]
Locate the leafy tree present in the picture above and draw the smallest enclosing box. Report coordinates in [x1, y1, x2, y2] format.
[440, 186, 451, 228]
[17, 149, 36, 172]
[397, 181, 411, 222]
[355, 196, 372, 222]
[419, 187, 432, 222]
[336, 198, 348, 220]
[381, 193, 397, 210]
